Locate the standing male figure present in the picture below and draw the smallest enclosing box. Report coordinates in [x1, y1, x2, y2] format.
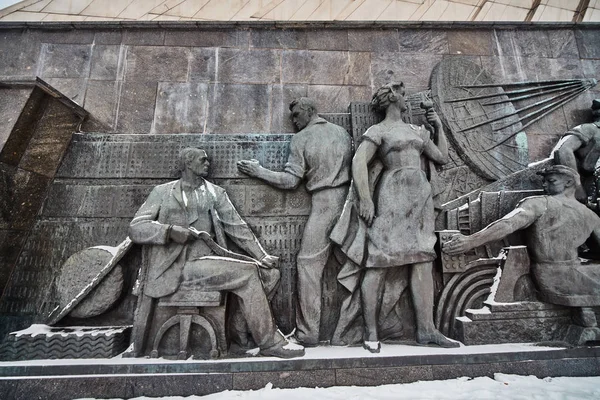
[555, 99, 600, 201]
[129, 148, 304, 359]
[237, 98, 352, 346]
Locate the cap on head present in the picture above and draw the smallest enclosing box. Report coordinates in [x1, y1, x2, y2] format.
[592, 99, 600, 111]
[537, 165, 580, 181]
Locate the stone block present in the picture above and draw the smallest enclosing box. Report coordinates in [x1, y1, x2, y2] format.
[125, 46, 189, 82]
[448, 30, 493, 55]
[217, 48, 280, 84]
[306, 29, 349, 51]
[582, 59, 600, 79]
[232, 369, 335, 390]
[188, 47, 217, 82]
[34, 29, 95, 45]
[122, 29, 165, 45]
[206, 84, 271, 133]
[131, 374, 232, 397]
[94, 30, 123, 45]
[9, 376, 131, 400]
[282, 50, 370, 86]
[0, 88, 31, 151]
[116, 82, 158, 133]
[548, 29, 580, 59]
[82, 80, 120, 131]
[575, 29, 600, 59]
[0, 31, 41, 78]
[39, 44, 92, 79]
[269, 84, 308, 133]
[89, 45, 123, 80]
[250, 29, 306, 49]
[371, 52, 443, 92]
[492, 30, 552, 58]
[398, 29, 448, 54]
[153, 82, 209, 133]
[0, 230, 26, 294]
[335, 365, 433, 386]
[165, 29, 248, 48]
[527, 133, 562, 163]
[307, 85, 371, 114]
[348, 29, 400, 52]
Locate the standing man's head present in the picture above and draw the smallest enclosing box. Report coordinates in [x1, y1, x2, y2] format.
[592, 99, 600, 121]
[180, 148, 210, 177]
[289, 98, 317, 131]
[538, 165, 580, 196]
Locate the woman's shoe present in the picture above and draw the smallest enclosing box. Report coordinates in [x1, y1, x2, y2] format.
[363, 340, 381, 353]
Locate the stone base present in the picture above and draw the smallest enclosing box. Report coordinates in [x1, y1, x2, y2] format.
[455, 301, 575, 345]
[0, 325, 131, 361]
[0, 344, 599, 399]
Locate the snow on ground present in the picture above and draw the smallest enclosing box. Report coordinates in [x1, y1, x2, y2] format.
[74, 374, 600, 400]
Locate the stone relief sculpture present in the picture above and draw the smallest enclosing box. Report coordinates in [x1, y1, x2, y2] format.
[443, 165, 600, 342]
[331, 82, 458, 352]
[128, 148, 304, 359]
[237, 97, 352, 346]
[554, 99, 600, 202]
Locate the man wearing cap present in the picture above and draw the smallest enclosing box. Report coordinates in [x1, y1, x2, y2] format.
[237, 97, 352, 346]
[555, 99, 600, 201]
[443, 165, 600, 308]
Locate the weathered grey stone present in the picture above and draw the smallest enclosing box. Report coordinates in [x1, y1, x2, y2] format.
[371, 52, 443, 91]
[335, 366, 433, 386]
[125, 46, 189, 82]
[0, 31, 40, 77]
[39, 44, 92, 79]
[492, 30, 552, 58]
[527, 133, 563, 162]
[116, 82, 158, 133]
[217, 48, 280, 84]
[122, 29, 165, 45]
[94, 30, 123, 45]
[165, 29, 248, 48]
[269, 84, 308, 133]
[10, 376, 131, 400]
[131, 374, 232, 397]
[152, 82, 209, 133]
[233, 369, 336, 390]
[82, 80, 120, 131]
[207, 84, 271, 133]
[548, 29, 580, 59]
[575, 29, 600, 59]
[583, 59, 600, 79]
[306, 29, 348, 51]
[188, 47, 217, 82]
[348, 29, 400, 52]
[34, 29, 95, 45]
[398, 29, 448, 54]
[307, 85, 371, 114]
[448, 30, 492, 55]
[0, 88, 30, 151]
[282, 50, 370, 85]
[0, 230, 26, 296]
[89, 45, 123, 80]
[250, 29, 306, 49]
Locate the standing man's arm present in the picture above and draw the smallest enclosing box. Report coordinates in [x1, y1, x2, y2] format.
[554, 133, 584, 172]
[443, 198, 545, 255]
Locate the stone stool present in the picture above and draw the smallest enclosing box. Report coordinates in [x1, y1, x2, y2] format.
[150, 285, 226, 360]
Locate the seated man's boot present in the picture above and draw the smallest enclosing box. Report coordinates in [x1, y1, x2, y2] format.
[259, 332, 305, 359]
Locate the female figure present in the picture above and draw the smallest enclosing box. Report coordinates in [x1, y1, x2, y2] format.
[353, 82, 456, 351]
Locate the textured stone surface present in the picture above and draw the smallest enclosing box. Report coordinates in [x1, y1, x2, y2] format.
[492, 30, 552, 58]
[282, 50, 370, 85]
[233, 369, 336, 390]
[131, 374, 232, 397]
[548, 29, 580, 59]
[448, 30, 492, 55]
[207, 84, 271, 133]
[348, 29, 400, 52]
[575, 29, 600, 59]
[122, 29, 165, 46]
[398, 29, 448, 54]
[116, 82, 158, 133]
[82, 80, 120, 131]
[40, 44, 92, 79]
[153, 82, 209, 133]
[125, 46, 189, 82]
[217, 48, 280, 84]
[250, 29, 306, 49]
[0, 88, 30, 151]
[306, 29, 349, 51]
[371, 52, 443, 91]
[188, 47, 217, 82]
[0, 31, 40, 78]
[336, 366, 433, 386]
[89, 45, 123, 80]
[165, 30, 248, 48]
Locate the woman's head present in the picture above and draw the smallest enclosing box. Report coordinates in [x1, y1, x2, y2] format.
[371, 82, 406, 112]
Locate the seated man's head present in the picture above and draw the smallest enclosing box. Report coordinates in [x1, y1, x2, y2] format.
[538, 165, 579, 196]
[289, 97, 317, 131]
[180, 148, 210, 177]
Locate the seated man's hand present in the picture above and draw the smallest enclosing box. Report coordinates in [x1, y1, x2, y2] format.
[170, 226, 195, 244]
[237, 159, 262, 177]
[442, 233, 475, 255]
[259, 254, 279, 269]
